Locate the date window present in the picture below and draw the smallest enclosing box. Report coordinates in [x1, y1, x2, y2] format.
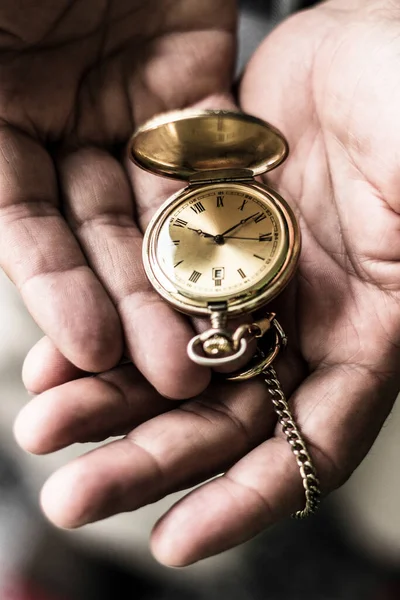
[212, 267, 225, 286]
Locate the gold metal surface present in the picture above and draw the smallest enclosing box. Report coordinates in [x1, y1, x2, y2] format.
[227, 314, 285, 380]
[143, 181, 300, 317]
[129, 109, 288, 180]
[203, 335, 232, 356]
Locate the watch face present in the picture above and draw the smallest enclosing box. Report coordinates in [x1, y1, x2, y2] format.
[144, 182, 298, 312]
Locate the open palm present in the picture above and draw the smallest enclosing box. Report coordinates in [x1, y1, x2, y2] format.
[0, 0, 236, 398]
[13, 0, 400, 567]
[240, 0, 400, 469]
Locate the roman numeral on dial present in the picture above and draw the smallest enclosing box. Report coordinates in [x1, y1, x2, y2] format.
[188, 270, 202, 283]
[254, 213, 267, 223]
[259, 233, 272, 242]
[237, 268, 246, 279]
[173, 218, 187, 228]
[191, 202, 205, 214]
[174, 260, 184, 268]
[238, 199, 248, 211]
[217, 196, 224, 208]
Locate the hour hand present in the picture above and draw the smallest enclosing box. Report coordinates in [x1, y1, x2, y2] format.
[187, 227, 214, 238]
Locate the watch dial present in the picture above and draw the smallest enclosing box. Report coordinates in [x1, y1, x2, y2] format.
[153, 184, 288, 300]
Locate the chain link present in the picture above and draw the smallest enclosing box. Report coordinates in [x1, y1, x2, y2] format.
[263, 365, 321, 519]
[195, 309, 321, 518]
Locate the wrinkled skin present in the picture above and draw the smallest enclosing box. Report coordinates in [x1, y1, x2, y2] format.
[9, 0, 400, 567]
[0, 0, 236, 397]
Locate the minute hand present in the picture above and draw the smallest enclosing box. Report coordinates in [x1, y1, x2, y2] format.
[224, 236, 268, 240]
[219, 213, 260, 237]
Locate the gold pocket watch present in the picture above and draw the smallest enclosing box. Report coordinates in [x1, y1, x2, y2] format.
[129, 109, 320, 518]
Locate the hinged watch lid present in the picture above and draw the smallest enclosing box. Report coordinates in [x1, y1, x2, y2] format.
[129, 109, 288, 180]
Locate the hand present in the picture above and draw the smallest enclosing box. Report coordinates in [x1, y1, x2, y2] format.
[0, 0, 236, 399]
[14, 0, 400, 569]
[224, 236, 269, 240]
[218, 212, 259, 237]
[187, 227, 215, 238]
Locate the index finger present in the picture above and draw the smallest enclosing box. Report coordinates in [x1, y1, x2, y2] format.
[0, 126, 122, 372]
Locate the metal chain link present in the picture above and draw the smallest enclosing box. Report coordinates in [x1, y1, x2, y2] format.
[196, 310, 321, 518]
[263, 365, 321, 519]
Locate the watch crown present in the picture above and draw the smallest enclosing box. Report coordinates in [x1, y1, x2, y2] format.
[203, 334, 233, 358]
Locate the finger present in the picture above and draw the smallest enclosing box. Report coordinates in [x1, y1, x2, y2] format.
[58, 147, 210, 400]
[23, 336, 86, 394]
[126, 94, 238, 231]
[150, 364, 398, 566]
[20, 333, 303, 453]
[38, 378, 277, 529]
[0, 127, 122, 371]
[14, 364, 173, 455]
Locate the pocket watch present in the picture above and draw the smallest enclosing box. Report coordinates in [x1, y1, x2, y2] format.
[129, 109, 320, 518]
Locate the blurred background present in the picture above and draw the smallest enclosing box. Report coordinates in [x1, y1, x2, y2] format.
[1, 1, 400, 598]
